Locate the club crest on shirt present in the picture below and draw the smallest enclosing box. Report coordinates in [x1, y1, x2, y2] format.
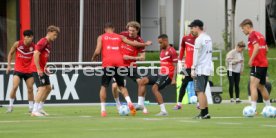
[29, 47, 34, 51]
[205, 40, 211, 44]
[165, 51, 169, 55]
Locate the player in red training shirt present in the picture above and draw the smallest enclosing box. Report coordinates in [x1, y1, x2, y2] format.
[92, 23, 151, 117]
[6, 30, 35, 113]
[30, 25, 60, 117]
[111, 21, 148, 113]
[240, 19, 271, 113]
[173, 31, 197, 110]
[138, 34, 178, 116]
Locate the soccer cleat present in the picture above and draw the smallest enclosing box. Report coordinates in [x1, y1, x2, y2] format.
[194, 114, 211, 119]
[173, 105, 182, 110]
[236, 100, 242, 103]
[128, 103, 136, 116]
[101, 111, 107, 117]
[31, 112, 45, 117]
[6, 106, 13, 113]
[155, 111, 168, 116]
[39, 109, 49, 116]
[201, 114, 211, 119]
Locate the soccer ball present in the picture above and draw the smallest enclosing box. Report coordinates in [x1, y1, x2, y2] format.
[243, 106, 255, 117]
[189, 96, 197, 104]
[262, 106, 276, 118]
[119, 105, 130, 116]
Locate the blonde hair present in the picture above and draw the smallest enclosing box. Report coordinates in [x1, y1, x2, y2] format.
[126, 21, 141, 31]
[47, 25, 60, 33]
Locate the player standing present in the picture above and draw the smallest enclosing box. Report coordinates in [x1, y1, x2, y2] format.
[30, 25, 60, 117]
[190, 19, 212, 119]
[240, 19, 271, 112]
[138, 34, 178, 116]
[92, 23, 151, 117]
[111, 21, 148, 113]
[6, 30, 35, 113]
[173, 30, 197, 110]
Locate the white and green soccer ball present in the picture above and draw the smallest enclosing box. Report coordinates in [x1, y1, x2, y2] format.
[243, 106, 255, 117]
[119, 105, 130, 116]
[262, 106, 276, 118]
[189, 96, 198, 104]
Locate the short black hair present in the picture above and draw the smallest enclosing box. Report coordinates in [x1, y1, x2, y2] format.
[158, 34, 168, 39]
[23, 30, 33, 37]
[104, 22, 114, 29]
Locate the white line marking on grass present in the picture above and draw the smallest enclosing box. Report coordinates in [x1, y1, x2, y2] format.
[212, 117, 245, 119]
[143, 118, 163, 121]
[216, 122, 242, 125]
[179, 120, 200, 123]
[262, 125, 276, 128]
[87, 128, 148, 131]
[0, 120, 49, 123]
[79, 116, 93, 118]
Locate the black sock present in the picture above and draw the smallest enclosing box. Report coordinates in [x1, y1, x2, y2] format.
[201, 108, 209, 116]
[205, 107, 209, 115]
[200, 109, 204, 116]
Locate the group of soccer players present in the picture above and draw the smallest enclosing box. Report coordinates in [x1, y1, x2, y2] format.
[6, 25, 60, 117]
[5, 18, 272, 119]
[91, 20, 212, 118]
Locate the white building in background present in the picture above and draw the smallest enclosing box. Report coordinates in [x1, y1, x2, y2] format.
[140, 0, 266, 51]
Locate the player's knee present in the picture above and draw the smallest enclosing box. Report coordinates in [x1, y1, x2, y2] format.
[112, 84, 118, 91]
[139, 78, 147, 86]
[152, 85, 159, 92]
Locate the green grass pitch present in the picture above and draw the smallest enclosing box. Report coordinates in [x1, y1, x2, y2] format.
[0, 103, 275, 138]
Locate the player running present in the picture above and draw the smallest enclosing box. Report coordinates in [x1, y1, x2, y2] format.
[189, 19, 212, 119]
[30, 25, 60, 117]
[173, 30, 197, 110]
[138, 34, 178, 116]
[240, 19, 271, 113]
[92, 23, 151, 117]
[111, 21, 148, 114]
[6, 30, 35, 113]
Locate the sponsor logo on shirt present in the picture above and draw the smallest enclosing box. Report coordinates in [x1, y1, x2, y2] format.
[259, 46, 267, 49]
[104, 36, 120, 40]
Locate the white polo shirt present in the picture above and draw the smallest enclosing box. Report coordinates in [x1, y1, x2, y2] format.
[192, 32, 213, 76]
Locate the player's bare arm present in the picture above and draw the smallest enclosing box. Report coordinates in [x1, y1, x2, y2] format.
[6, 41, 19, 74]
[171, 63, 177, 85]
[121, 36, 152, 47]
[123, 52, 145, 61]
[34, 50, 42, 76]
[92, 36, 102, 61]
[248, 43, 259, 66]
